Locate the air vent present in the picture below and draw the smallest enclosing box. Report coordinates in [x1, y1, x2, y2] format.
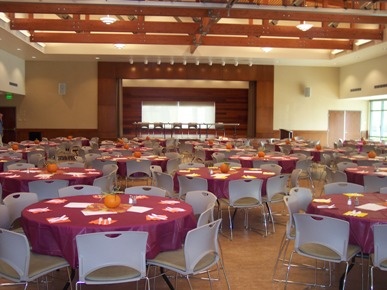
[9, 82, 18, 87]
[350, 87, 362, 92]
[374, 83, 387, 89]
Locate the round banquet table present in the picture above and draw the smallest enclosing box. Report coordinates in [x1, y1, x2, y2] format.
[201, 147, 257, 161]
[307, 193, 387, 253]
[174, 166, 276, 199]
[0, 167, 102, 199]
[229, 154, 298, 173]
[291, 147, 337, 162]
[21, 195, 196, 268]
[345, 166, 387, 185]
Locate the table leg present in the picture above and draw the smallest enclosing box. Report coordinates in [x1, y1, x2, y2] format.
[63, 268, 76, 290]
[160, 267, 175, 290]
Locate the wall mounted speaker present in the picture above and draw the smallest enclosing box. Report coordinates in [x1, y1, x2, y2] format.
[58, 82, 67, 96]
[304, 87, 311, 97]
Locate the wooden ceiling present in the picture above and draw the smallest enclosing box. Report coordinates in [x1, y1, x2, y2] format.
[0, 0, 386, 64]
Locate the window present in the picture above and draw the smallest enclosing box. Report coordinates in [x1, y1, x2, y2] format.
[369, 100, 387, 141]
[141, 101, 215, 126]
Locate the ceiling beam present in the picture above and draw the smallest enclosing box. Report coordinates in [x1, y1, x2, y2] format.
[1, 2, 387, 24]
[30, 32, 353, 49]
[10, 19, 383, 41]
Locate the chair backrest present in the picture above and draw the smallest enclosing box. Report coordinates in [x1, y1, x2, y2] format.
[0, 204, 11, 229]
[178, 162, 205, 169]
[288, 187, 313, 212]
[363, 175, 387, 193]
[266, 174, 289, 202]
[357, 159, 378, 167]
[197, 204, 216, 227]
[177, 175, 208, 199]
[93, 173, 115, 193]
[27, 152, 45, 168]
[125, 159, 152, 178]
[260, 163, 282, 175]
[7, 163, 35, 170]
[380, 186, 387, 194]
[84, 153, 102, 167]
[28, 179, 69, 201]
[124, 186, 166, 197]
[101, 163, 119, 176]
[290, 168, 303, 187]
[228, 178, 263, 206]
[372, 224, 387, 269]
[0, 228, 31, 282]
[3, 192, 39, 225]
[252, 159, 278, 168]
[166, 157, 181, 175]
[295, 159, 312, 172]
[211, 152, 226, 163]
[289, 153, 307, 161]
[58, 185, 102, 197]
[76, 231, 148, 284]
[336, 161, 358, 171]
[154, 171, 174, 197]
[183, 219, 222, 274]
[293, 213, 351, 262]
[150, 165, 163, 185]
[57, 161, 85, 168]
[185, 190, 217, 216]
[324, 182, 365, 194]
[90, 159, 116, 172]
[325, 166, 347, 183]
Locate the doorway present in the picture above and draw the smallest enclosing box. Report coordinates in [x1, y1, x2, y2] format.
[0, 107, 17, 143]
[327, 110, 361, 147]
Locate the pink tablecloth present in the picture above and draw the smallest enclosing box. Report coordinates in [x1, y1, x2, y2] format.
[21, 195, 196, 268]
[174, 167, 276, 199]
[0, 168, 102, 199]
[307, 193, 387, 253]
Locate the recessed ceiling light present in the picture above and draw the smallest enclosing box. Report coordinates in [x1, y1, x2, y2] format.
[296, 21, 313, 31]
[114, 43, 125, 49]
[100, 15, 117, 25]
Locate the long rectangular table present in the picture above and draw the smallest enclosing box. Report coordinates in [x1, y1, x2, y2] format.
[133, 122, 240, 138]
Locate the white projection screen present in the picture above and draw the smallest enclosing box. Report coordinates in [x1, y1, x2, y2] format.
[141, 101, 215, 126]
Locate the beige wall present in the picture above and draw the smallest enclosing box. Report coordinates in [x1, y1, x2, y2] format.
[17, 61, 98, 129]
[340, 55, 387, 99]
[0, 50, 25, 96]
[274, 66, 369, 131]
[0, 55, 378, 134]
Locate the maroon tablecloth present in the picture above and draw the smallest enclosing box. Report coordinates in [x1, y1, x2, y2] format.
[307, 193, 387, 253]
[0, 168, 102, 199]
[345, 166, 387, 185]
[174, 167, 276, 199]
[229, 155, 297, 173]
[22, 195, 196, 268]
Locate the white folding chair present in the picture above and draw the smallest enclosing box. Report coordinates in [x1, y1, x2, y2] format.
[3, 192, 39, 228]
[76, 231, 149, 290]
[284, 213, 362, 289]
[177, 175, 208, 200]
[363, 175, 387, 193]
[0, 228, 72, 289]
[147, 219, 230, 290]
[370, 224, 387, 290]
[28, 179, 69, 201]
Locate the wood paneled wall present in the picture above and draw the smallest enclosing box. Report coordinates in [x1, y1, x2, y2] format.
[122, 87, 248, 137]
[98, 62, 274, 139]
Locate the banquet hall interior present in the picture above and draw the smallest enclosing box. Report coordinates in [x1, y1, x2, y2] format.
[1, 0, 387, 289]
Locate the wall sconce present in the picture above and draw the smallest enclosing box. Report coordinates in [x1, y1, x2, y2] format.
[144, 59, 148, 65]
[183, 60, 187, 65]
[157, 59, 161, 65]
[195, 60, 200, 65]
